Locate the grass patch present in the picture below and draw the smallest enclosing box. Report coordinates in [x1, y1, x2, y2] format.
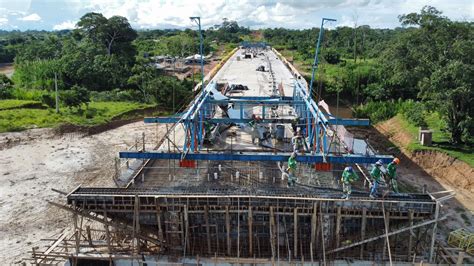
[0, 101, 157, 133]
[0, 99, 44, 110]
[395, 114, 474, 167]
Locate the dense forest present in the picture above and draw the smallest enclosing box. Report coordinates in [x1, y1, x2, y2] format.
[0, 6, 472, 145]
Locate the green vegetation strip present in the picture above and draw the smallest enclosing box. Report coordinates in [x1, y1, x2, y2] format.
[393, 114, 474, 168]
[0, 99, 44, 110]
[0, 101, 156, 133]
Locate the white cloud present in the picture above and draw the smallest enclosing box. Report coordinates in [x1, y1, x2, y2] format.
[1, 0, 472, 30]
[19, 13, 41, 21]
[53, 20, 77, 30]
[0, 17, 8, 25]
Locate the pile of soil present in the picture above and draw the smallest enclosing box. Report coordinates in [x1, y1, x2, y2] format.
[412, 150, 474, 193]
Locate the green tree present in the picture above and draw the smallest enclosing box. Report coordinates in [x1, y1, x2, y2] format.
[76, 13, 137, 57]
[128, 57, 160, 102]
[397, 6, 473, 143]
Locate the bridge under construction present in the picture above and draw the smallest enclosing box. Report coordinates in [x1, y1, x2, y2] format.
[30, 41, 456, 265]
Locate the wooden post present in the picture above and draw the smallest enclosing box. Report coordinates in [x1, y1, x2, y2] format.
[248, 207, 253, 256]
[311, 202, 317, 254]
[180, 209, 185, 250]
[86, 225, 93, 246]
[335, 206, 341, 248]
[320, 204, 326, 266]
[456, 251, 465, 266]
[226, 205, 231, 255]
[205, 205, 211, 254]
[429, 201, 440, 262]
[156, 200, 164, 243]
[133, 195, 140, 254]
[360, 207, 367, 259]
[382, 208, 392, 264]
[270, 206, 276, 262]
[294, 207, 298, 258]
[184, 204, 190, 254]
[104, 210, 112, 254]
[73, 213, 79, 255]
[408, 210, 414, 261]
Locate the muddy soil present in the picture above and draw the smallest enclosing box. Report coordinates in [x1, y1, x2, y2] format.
[0, 121, 166, 264]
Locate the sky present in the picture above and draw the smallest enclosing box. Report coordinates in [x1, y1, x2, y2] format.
[0, 0, 472, 31]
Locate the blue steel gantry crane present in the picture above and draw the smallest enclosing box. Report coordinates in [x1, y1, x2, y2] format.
[120, 18, 393, 165]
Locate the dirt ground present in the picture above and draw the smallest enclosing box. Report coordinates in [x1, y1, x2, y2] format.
[0, 121, 165, 264]
[1, 112, 473, 263]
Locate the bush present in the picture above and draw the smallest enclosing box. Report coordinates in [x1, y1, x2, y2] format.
[11, 88, 49, 101]
[354, 100, 403, 123]
[90, 89, 143, 102]
[0, 87, 13, 99]
[0, 74, 13, 99]
[399, 100, 427, 127]
[61, 85, 90, 110]
[323, 48, 341, 64]
[41, 93, 56, 108]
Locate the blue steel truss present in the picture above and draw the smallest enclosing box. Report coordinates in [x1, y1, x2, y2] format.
[144, 80, 369, 156]
[137, 77, 376, 163]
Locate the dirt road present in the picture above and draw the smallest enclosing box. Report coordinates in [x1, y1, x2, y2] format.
[0, 121, 165, 264]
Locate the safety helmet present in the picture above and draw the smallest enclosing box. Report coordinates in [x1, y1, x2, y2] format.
[375, 160, 383, 166]
[393, 158, 400, 164]
[345, 166, 353, 172]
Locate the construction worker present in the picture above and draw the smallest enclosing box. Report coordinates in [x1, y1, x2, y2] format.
[286, 152, 297, 187]
[291, 117, 299, 133]
[249, 114, 263, 145]
[369, 160, 383, 198]
[387, 158, 400, 193]
[340, 166, 359, 199]
[291, 130, 307, 154]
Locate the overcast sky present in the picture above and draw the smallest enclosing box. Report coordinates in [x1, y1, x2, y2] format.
[0, 0, 472, 31]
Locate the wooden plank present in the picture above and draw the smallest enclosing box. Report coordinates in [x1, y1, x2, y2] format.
[42, 233, 66, 256]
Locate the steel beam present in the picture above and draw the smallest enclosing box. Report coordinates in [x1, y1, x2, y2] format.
[119, 151, 394, 164]
[147, 117, 370, 126]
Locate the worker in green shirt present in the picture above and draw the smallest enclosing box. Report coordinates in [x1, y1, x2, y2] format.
[286, 152, 297, 187]
[387, 158, 400, 193]
[369, 160, 383, 198]
[340, 166, 359, 199]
